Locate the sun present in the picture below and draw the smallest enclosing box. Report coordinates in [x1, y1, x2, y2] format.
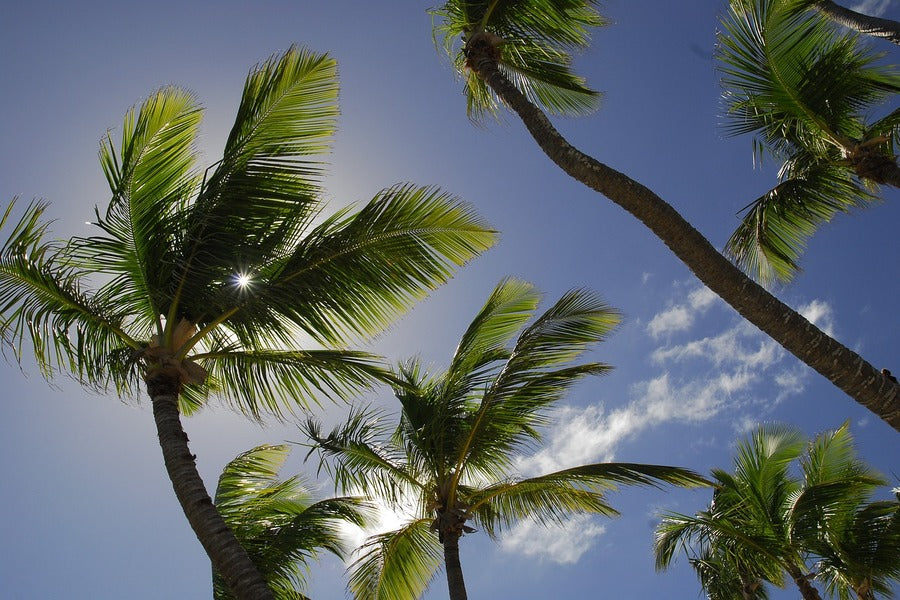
[234, 273, 252, 288]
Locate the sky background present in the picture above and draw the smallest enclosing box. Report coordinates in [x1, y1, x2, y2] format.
[1, 1, 898, 599]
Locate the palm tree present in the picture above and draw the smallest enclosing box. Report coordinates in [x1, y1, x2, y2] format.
[794, 426, 900, 599]
[213, 444, 370, 600]
[428, 0, 900, 431]
[302, 278, 709, 600]
[797, 0, 900, 45]
[655, 423, 895, 600]
[718, 0, 900, 284]
[0, 46, 496, 600]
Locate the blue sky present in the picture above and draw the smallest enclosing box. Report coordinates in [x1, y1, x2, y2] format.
[1, 1, 898, 599]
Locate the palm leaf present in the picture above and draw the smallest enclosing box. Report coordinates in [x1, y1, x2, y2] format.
[348, 518, 443, 600]
[214, 444, 369, 600]
[469, 462, 709, 537]
[0, 199, 136, 383]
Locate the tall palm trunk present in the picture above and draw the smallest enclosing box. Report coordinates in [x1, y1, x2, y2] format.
[442, 531, 468, 600]
[464, 36, 900, 432]
[787, 565, 824, 600]
[813, 1, 900, 45]
[146, 368, 274, 600]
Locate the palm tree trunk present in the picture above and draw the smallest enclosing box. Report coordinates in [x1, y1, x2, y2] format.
[442, 532, 469, 600]
[787, 565, 824, 600]
[146, 368, 274, 600]
[813, 1, 900, 45]
[464, 36, 900, 432]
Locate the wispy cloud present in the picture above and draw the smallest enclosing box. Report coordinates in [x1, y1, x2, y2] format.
[646, 285, 719, 339]
[500, 515, 607, 564]
[501, 285, 837, 565]
[850, 0, 892, 17]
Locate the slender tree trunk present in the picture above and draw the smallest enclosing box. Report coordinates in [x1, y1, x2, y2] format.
[465, 36, 900, 432]
[813, 1, 900, 45]
[146, 368, 275, 600]
[442, 532, 469, 600]
[787, 565, 824, 600]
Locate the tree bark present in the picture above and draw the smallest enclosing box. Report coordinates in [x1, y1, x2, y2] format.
[442, 531, 469, 600]
[787, 565, 824, 600]
[147, 368, 275, 600]
[814, 1, 900, 45]
[465, 37, 900, 432]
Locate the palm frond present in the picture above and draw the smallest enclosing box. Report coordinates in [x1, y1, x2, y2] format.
[469, 462, 709, 537]
[724, 161, 875, 284]
[78, 87, 202, 322]
[0, 199, 136, 384]
[301, 409, 426, 503]
[348, 519, 443, 600]
[195, 348, 389, 422]
[214, 444, 369, 600]
[173, 46, 339, 324]
[225, 183, 497, 349]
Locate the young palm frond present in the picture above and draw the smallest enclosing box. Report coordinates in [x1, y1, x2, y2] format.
[718, 0, 900, 283]
[432, 0, 605, 120]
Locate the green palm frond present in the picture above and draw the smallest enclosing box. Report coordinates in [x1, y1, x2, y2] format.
[195, 348, 389, 422]
[456, 288, 619, 475]
[301, 409, 426, 504]
[469, 463, 709, 537]
[171, 46, 339, 325]
[213, 444, 369, 600]
[227, 183, 497, 349]
[79, 87, 202, 322]
[432, 0, 605, 119]
[348, 518, 443, 600]
[724, 160, 874, 285]
[718, 0, 898, 153]
[0, 199, 136, 382]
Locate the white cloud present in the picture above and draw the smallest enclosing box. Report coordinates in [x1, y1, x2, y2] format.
[646, 285, 719, 339]
[798, 299, 836, 336]
[500, 515, 606, 564]
[850, 0, 892, 17]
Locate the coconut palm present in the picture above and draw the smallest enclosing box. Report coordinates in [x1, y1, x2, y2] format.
[0, 46, 496, 600]
[718, 0, 900, 284]
[655, 423, 895, 600]
[213, 444, 370, 600]
[302, 278, 709, 600]
[794, 426, 900, 599]
[795, 1, 900, 45]
[428, 0, 900, 431]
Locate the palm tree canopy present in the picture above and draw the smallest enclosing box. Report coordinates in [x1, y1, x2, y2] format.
[303, 278, 708, 600]
[0, 45, 497, 419]
[655, 423, 898, 600]
[717, 0, 900, 284]
[213, 444, 370, 600]
[431, 0, 606, 120]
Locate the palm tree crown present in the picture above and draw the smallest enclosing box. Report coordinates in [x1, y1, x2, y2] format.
[303, 278, 708, 600]
[432, 0, 605, 120]
[0, 45, 496, 599]
[718, 0, 900, 283]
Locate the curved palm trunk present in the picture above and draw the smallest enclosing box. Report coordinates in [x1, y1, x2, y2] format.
[813, 1, 900, 45]
[146, 368, 274, 600]
[465, 37, 900, 432]
[442, 531, 468, 600]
